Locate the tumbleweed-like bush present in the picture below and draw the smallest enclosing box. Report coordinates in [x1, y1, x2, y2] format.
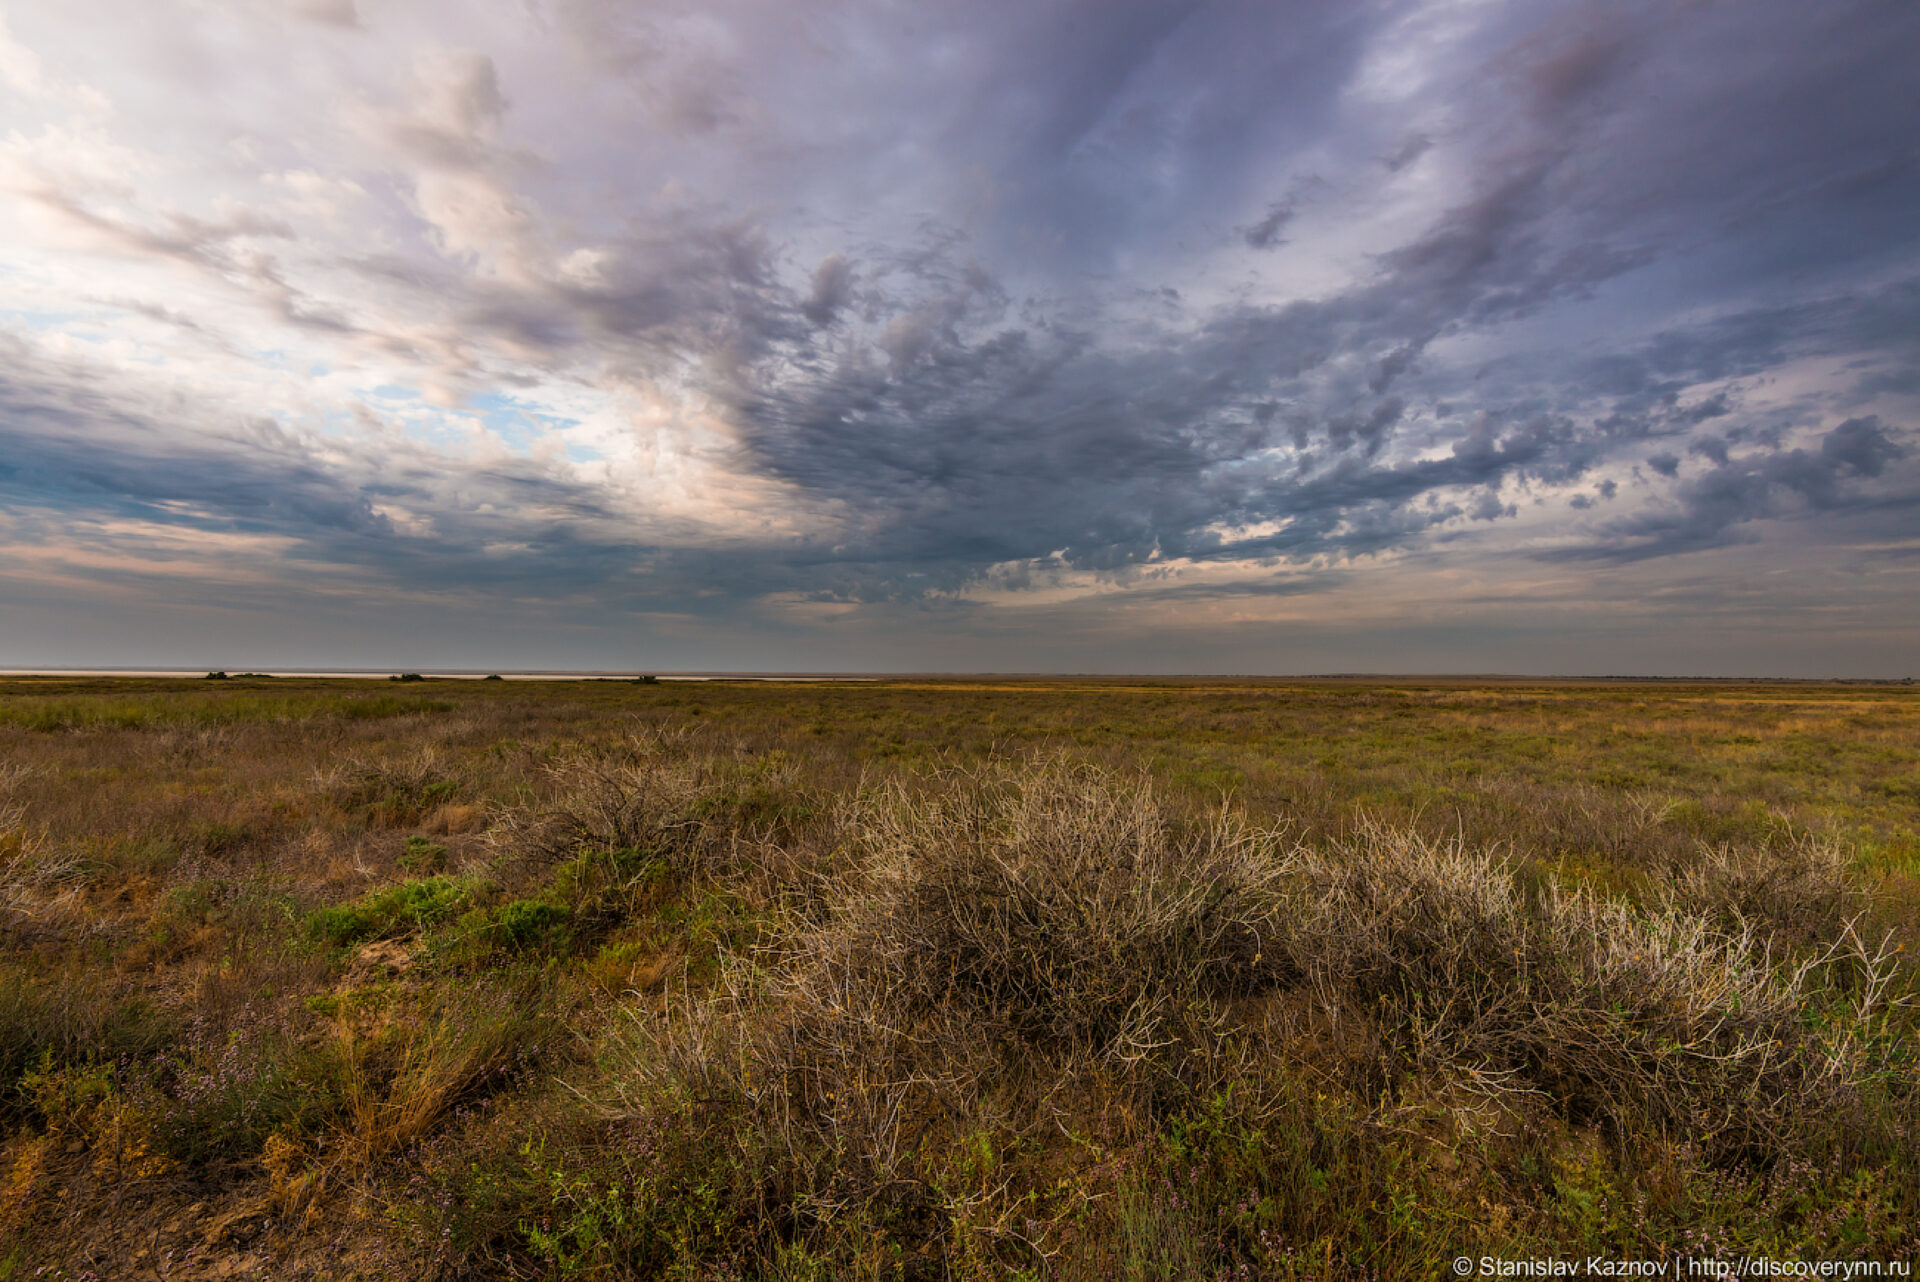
[1662, 832, 1860, 948]
[609, 758, 1300, 1247]
[812, 757, 1296, 1061]
[1282, 821, 1906, 1158]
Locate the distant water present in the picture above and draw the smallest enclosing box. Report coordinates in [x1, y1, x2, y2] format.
[0, 668, 879, 682]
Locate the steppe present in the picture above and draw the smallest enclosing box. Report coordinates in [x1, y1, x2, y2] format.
[2, 675, 1916, 1278]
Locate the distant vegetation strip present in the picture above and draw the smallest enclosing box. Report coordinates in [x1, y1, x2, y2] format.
[0, 692, 454, 731]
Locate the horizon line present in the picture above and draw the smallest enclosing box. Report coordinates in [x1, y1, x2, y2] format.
[1, 667, 1914, 686]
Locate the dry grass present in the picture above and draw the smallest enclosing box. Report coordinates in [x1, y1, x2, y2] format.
[1, 674, 1915, 1278]
[0, 804, 84, 930]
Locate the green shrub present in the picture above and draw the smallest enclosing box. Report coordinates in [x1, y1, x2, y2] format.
[496, 899, 569, 949]
[398, 835, 448, 875]
[433, 899, 572, 966]
[305, 875, 477, 948]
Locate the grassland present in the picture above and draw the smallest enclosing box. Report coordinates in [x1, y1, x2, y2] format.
[1, 674, 1916, 1279]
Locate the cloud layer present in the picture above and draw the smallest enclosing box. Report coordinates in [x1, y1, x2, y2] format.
[1, 0, 1916, 673]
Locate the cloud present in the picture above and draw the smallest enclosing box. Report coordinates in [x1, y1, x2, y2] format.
[0, 0, 1914, 671]
[801, 253, 855, 328]
[1546, 417, 1915, 562]
[1242, 202, 1294, 250]
[292, 0, 359, 30]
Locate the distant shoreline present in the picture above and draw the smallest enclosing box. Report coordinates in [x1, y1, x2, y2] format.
[0, 669, 1912, 685]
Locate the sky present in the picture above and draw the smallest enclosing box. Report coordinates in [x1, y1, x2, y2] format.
[1, 0, 1917, 676]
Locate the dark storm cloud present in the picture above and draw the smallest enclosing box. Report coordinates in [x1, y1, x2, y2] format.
[1550, 417, 1915, 563]
[1, 0, 1916, 665]
[664, 0, 1920, 594]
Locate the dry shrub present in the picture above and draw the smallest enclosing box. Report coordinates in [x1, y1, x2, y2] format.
[1663, 834, 1859, 947]
[498, 729, 810, 880]
[0, 763, 38, 799]
[591, 756, 1915, 1272]
[815, 759, 1294, 1062]
[494, 730, 714, 865]
[325, 747, 466, 829]
[608, 760, 1296, 1245]
[1283, 821, 1904, 1158]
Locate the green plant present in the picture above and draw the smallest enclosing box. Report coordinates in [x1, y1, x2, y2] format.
[496, 899, 569, 950]
[398, 835, 448, 875]
[305, 875, 479, 947]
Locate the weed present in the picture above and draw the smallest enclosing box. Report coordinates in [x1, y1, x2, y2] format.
[306, 875, 481, 947]
[398, 835, 449, 876]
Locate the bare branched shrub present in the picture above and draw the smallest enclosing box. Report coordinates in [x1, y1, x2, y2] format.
[604, 760, 1296, 1241]
[491, 730, 716, 865]
[812, 759, 1295, 1062]
[327, 747, 466, 828]
[0, 762, 39, 798]
[1663, 834, 1859, 947]
[493, 729, 814, 884]
[1283, 821, 1900, 1158]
